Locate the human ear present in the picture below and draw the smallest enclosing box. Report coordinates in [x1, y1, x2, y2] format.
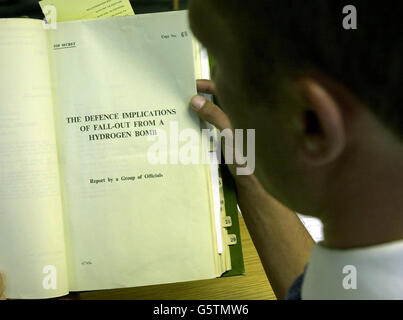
[296, 78, 346, 166]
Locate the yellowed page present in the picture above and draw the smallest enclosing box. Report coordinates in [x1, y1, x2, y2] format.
[39, 0, 135, 23]
[48, 11, 219, 291]
[0, 19, 68, 299]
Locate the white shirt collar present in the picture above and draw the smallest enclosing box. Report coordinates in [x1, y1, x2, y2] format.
[302, 239, 403, 300]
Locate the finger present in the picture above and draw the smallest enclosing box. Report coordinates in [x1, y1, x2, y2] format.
[191, 95, 232, 131]
[196, 79, 216, 95]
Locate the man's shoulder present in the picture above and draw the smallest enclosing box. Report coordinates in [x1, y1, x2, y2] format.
[301, 241, 403, 299]
[286, 269, 306, 300]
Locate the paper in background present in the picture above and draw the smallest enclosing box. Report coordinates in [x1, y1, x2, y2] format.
[39, 0, 135, 23]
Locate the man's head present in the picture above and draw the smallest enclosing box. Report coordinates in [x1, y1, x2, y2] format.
[189, 0, 403, 218]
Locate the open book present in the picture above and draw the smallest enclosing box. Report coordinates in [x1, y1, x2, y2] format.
[0, 10, 243, 299]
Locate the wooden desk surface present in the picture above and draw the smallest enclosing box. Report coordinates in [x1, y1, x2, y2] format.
[80, 214, 277, 300]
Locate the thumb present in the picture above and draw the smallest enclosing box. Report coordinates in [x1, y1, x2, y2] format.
[190, 95, 232, 131]
[190, 94, 253, 177]
[191, 94, 241, 176]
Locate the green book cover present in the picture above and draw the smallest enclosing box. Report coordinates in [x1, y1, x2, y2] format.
[221, 163, 246, 277]
[207, 54, 245, 277]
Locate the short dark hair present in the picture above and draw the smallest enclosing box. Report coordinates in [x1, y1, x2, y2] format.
[215, 0, 403, 140]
